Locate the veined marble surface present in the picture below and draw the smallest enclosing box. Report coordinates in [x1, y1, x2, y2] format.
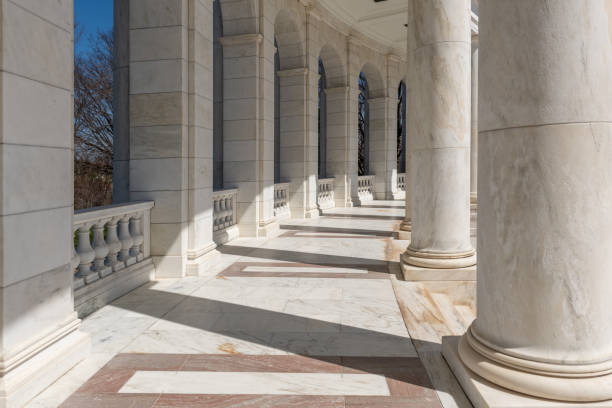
[27, 201, 463, 408]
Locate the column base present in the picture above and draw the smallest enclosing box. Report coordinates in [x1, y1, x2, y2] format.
[392, 191, 406, 200]
[257, 220, 281, 238]
[401, 247, 476, 269]
[187, 243, 221, 277]
[401, 262, 476, 281]
[443, 335, 612, 407]
[304, 207, 320, 219]
[397, 220, 411, 240]
[0, 320, 90, 408]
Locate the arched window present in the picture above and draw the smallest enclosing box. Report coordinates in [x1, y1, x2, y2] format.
[358, 72, 369, 176]
[274, 38, 281, 184]
[397, 81, 407, 173]
[318, 58, 327, 179]
[212, 0, 224, 190]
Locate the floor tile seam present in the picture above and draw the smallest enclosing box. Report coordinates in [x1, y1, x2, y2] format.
[388, 278, 447, 408]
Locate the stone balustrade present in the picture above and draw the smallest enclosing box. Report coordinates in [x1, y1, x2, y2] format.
[397, 173, 406, 192]
[212, 189, 239, 244]
[357, 175, 375, 202]
[317, 178, 335, 210]
[274, 183, 291, 219]
[72, 201, 154, 290]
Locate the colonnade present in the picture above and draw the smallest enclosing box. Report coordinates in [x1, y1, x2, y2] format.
[399, 0, 612, 403]
[111, 0, 409, 277]
[0, 0, 611, 406]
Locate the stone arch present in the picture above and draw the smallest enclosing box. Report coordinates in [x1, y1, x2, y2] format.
[319, 43, 346, 88]
[218, 0, 259, 36]
[359, 62, 386, 98]
[318, 44, 346, 181]
[273, 6, 314, 217]
[274, 8, 306, 70]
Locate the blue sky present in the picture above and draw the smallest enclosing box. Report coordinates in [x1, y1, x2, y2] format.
[74, 0, 113, 56]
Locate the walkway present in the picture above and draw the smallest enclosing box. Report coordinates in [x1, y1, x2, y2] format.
[28, 201, 474, 408]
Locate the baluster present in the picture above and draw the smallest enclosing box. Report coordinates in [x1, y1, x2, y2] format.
[106, 217, 124, 272]
[228, 195, 235, 226]
[92, 220, 112, 278]
[213, 197, 221, 231]
[118, 215, 135, 267]
[130, 213, 144, 262]
[218, 196, 226, 228]
[76, 224, 98, 284]
[222, 197, 229, 227]
[72, 226, 84, 289]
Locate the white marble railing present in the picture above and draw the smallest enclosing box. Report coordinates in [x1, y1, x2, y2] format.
[213, 189, 238, 233]
[72, 201, 154, 290]
[357, 175, 375, 202]
[317, 178, 335, 210]
[274, 183, 291, 219]
[397, 173, 406, 192]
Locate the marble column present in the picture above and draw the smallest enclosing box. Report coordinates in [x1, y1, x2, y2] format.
[470, 36, 478, 208]
[220, 33, 278, 237]
[0, 1, 90, 406]
[399, 5, 416, 237]
[113, 0, 130, 203]
[277, 68, 319, 219]
[400, 0, 475, 270]
[448, 0, 612, 402]
[127, 0, 216, 277]
[325, 86, 353, 208]
[369, 96, 394, 200]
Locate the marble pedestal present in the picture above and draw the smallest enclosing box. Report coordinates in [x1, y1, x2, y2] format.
[0, 326, 90, 408]
[401, 263, 476, 282]
[443, 336, 612, 408]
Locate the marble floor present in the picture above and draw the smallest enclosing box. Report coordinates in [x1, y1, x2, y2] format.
[27, 200, 476, 408]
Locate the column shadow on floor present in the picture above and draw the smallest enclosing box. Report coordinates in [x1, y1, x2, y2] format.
[321, 213, 405, 221]
[217, 245, 391, 273]
[353, 204, 406, 209]
[278, 224, 395, 237]
[113, 287, 450, 393]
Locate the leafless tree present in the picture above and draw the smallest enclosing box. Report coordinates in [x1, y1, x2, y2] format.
[74, 27, 113, 210]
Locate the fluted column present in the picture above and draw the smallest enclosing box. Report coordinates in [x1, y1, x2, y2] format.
[470, 36, 478, 208]
[449, 0, 612, 402]
[400, 0, 475, 270]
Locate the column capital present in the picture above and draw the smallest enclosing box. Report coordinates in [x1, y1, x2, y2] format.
[276, 67, 309, 77]
[220, 33, 263, 47]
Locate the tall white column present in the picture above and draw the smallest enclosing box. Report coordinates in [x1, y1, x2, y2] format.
[0, 1, 90, 405]
[470, 36, 478, 208]
[369, 96, 395, 200]
[220, 32, 278, 237]
[399, 4, 416, 237]
[278, 68, 318, 219]
[400, 0, 475, 270]
[325, 86, 353, 208]
[128, 0, 216, 276]
[448, 0, 612, 402]
[113, 0, 130, 203]
[128, 0, 190, 277]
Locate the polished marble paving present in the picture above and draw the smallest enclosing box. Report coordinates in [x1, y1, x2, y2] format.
[27, 200, 468, 408]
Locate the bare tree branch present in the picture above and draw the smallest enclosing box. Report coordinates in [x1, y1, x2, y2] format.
[74, 29, 114, 209]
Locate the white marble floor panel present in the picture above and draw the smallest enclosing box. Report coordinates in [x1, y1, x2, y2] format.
[119, 371, 391, 396]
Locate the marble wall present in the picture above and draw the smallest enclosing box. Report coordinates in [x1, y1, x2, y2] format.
[0, 1, 90, 406]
